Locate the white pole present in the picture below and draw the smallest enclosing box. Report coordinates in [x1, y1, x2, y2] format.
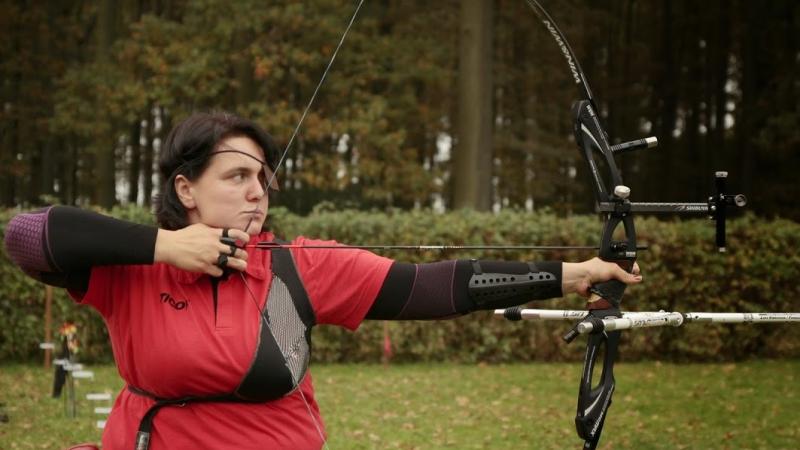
[494, 309, 800, 334]
[494, 309, 589, 320]
[576, 312, 800, 333]
[684, 312, 800, 323]
[577, 312, 683, 333]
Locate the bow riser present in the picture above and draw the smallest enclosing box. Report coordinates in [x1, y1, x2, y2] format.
[570, 96, 636, 449]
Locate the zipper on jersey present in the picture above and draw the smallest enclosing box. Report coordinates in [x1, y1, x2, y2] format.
[210, 277, 219, 325]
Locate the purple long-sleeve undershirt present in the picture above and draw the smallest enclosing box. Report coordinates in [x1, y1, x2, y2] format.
[4, 207, 56, 277]
[4, 206, 158, 288]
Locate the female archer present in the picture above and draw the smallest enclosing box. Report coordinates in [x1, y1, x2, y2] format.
[4, 111, 641, 449]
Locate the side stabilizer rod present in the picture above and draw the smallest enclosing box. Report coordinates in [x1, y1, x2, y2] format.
[496, 308, 800, 333]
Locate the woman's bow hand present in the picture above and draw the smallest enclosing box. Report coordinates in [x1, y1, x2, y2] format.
[154, 224, 250, 277]
[562, 257, 642, 299]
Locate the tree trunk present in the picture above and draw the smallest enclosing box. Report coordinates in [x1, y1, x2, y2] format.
[95, 0, 119, 208]
[453, 0, 493, 211]
[711, 0, 730, 171]
[651, 0, 678, 201]
[142, 105, 156, 207]
[232, 30, 256, 110]
[127, 119, 142, 204]
[735, 0, 759, 197]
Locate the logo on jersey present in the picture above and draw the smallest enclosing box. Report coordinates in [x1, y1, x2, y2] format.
[160, 292, 188, 310]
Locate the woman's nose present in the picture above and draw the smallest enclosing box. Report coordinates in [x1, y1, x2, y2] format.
[247, 177, 266, 199]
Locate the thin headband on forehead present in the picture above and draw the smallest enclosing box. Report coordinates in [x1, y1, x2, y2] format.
[211, 148, 280, 191]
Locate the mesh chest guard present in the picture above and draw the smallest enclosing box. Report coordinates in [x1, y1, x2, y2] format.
[235, 245, 315, 400]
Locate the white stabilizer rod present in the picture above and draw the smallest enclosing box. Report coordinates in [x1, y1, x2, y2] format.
[578, 312, 684, 333]
[493, 309, 683, 321]
[494, 309, 800, 334]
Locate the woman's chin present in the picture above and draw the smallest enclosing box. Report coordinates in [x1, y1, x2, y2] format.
[245, 219, 266, 235]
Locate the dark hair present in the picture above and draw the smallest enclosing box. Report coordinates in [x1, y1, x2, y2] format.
[154, 111, 281, 230]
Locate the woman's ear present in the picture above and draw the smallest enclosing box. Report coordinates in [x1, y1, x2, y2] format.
[174, 175, 196, 209]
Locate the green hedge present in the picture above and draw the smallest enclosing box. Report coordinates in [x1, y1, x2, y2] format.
[2, 206, 798, 364]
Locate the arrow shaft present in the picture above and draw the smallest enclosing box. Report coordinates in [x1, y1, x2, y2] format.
[246, 243, 648, 251]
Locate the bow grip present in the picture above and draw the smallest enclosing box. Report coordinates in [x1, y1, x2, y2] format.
[589, 258, 634, 308]
[589, 279, 627, 309]
[591, 212, 637, 308]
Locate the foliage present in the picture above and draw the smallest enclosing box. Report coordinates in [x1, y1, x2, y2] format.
[1, 207, 798, 363]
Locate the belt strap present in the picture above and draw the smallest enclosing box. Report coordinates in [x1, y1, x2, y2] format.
[128, 386, 244, 450]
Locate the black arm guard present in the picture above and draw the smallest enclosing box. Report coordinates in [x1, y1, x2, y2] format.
[468, 260, 559, 309]
[367, 259, 562, 320]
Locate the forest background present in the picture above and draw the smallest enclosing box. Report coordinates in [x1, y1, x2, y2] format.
[1, 0, 799, 363]
[2, 0, 798, 216]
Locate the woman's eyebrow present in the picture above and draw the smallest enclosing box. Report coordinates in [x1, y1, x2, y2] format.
[220, 164, 261, 175]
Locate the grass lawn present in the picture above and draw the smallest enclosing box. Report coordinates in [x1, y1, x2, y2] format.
[0, 361, 798, 449]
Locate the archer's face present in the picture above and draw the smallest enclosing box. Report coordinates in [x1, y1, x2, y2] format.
[177, 136, 270, 235]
